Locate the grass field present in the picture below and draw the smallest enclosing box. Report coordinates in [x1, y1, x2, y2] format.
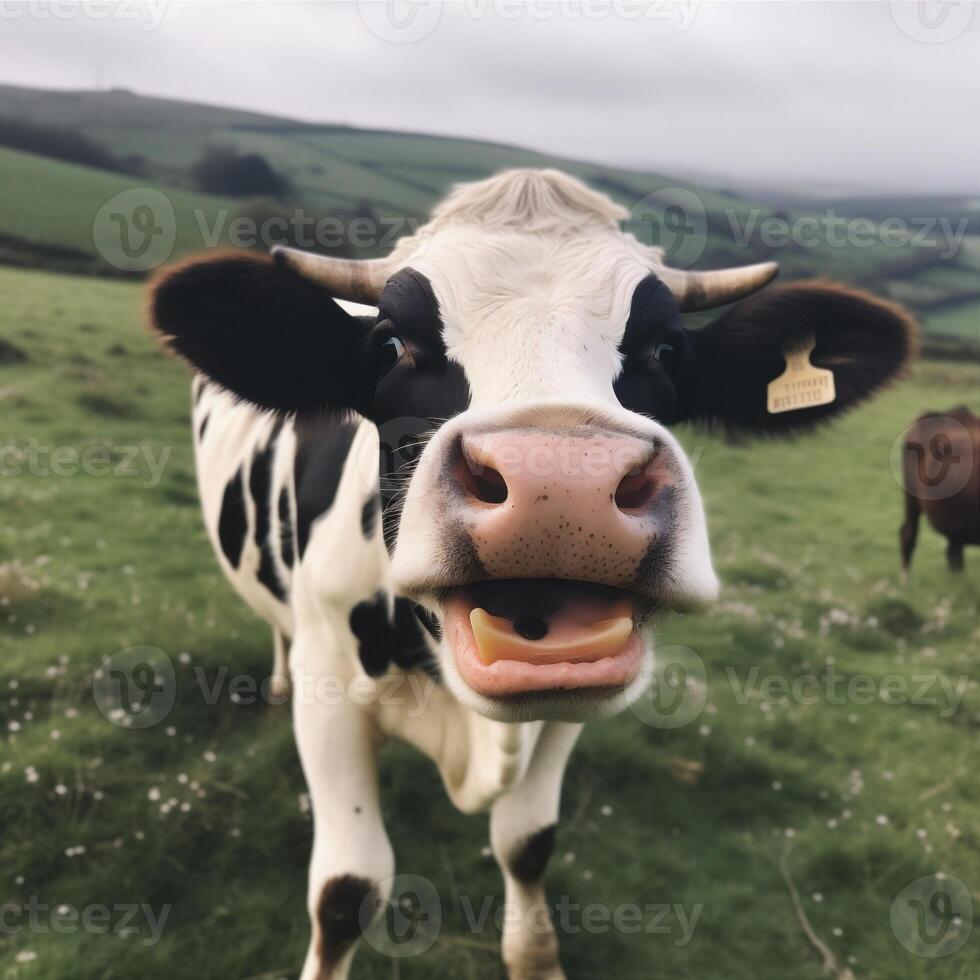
[1, 264, 978, 979]
[0, 83, 977, 354]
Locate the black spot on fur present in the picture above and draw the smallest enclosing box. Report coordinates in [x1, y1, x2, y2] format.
[218, 467, 247, 568]
[361, 495, 378, 539]
[349, 592, 441, 681]
[278, 486, 295, 569]
[509, 825, 556, 884]
[198, 412, 210, 441]
[294, 416, 359, 559]
[317, 875, 375, 973]
[249, 418, 287, 602]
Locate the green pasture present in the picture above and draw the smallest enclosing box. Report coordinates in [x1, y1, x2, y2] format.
[0, 84, 976, 353]
[0, 264, 978, 979]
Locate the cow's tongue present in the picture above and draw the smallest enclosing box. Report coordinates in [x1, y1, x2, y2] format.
[449, 579, 635, 664]
[469, 604, 632, 665]
[444, 580, 642, 697]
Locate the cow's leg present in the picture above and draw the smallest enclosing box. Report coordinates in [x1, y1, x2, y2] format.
[270, 627, 291, 699]
[490, 722, 581, 980]
[292, 629, 393, 980]
[899, 491, 921, 581]
[946, 537, 965, 572]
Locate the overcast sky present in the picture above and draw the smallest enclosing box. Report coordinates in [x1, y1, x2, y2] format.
[2, 1, 977, 194]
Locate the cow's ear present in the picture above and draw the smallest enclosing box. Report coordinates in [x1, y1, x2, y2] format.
[684, 281, 918, 433]
[148, 251, 374, 416]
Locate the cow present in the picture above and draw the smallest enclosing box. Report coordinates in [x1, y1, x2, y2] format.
[149, 169, 915, 980]
[900, 405, 979, 576]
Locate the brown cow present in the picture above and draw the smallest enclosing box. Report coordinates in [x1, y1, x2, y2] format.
[900, 405, 980, 576]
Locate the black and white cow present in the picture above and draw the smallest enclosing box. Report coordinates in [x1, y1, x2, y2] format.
[150, 170, 915, 979]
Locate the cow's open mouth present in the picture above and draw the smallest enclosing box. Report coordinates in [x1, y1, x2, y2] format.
[442, 579, 650, 698]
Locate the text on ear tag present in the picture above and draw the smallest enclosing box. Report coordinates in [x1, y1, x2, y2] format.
[766, 335, 836, 414]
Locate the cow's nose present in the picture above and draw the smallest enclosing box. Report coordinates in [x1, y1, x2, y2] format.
[449, 428, 674, 585]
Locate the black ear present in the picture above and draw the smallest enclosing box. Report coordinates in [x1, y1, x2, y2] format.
[685, 281, 918, 434]
[148, 250, 373, 415]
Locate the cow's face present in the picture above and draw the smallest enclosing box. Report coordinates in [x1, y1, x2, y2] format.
[151, 170, 915, 723]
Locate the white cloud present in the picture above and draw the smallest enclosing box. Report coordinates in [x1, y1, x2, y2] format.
[0, 0, 976, 193]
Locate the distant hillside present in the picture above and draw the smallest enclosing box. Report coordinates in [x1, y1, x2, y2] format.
[0, 82, 975, 354]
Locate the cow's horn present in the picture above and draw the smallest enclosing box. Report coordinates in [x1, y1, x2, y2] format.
[658, 261, 779, 312]
[272, 246, 391, 305]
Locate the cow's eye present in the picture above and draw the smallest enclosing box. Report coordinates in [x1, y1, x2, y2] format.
[375, 327, 408, 374]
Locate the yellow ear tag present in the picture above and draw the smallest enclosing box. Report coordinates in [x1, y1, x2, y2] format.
[766, 335, 836, 414]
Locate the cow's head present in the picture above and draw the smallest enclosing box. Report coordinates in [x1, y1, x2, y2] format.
[150, 170, 915, 723]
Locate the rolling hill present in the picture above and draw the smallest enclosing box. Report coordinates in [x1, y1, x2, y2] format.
[0, 82, 975, 353]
